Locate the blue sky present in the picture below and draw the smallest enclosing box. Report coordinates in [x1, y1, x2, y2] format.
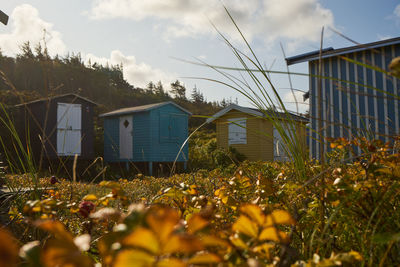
[0, 1, 399, 113]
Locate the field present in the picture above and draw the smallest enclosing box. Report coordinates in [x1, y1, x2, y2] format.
[0, 135, 399, 266]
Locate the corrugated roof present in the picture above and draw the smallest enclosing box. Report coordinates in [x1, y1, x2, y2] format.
[206, 104, 307, 123]
[99, 101, 192, 118]
[286, 36, 400, 65]
[15, 93, 98, 107]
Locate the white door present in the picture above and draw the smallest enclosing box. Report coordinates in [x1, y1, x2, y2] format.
[57, 103, 82, 156]
[119, 115, 133, 159]
[273, 126, 290, 162]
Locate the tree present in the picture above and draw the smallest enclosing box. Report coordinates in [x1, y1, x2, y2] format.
[170, 80, 186, 99]
[154, 81, 167, 96]
[146, 82, 156, 94]
[191, 85, 204, 104]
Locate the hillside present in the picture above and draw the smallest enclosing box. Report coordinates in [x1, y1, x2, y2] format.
[0, 43, 236, 128]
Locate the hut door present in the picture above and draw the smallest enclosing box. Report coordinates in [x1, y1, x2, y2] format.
[273, 126, 290, 162]
[57, 103, 82, 156]
[119, 115, 133, 159]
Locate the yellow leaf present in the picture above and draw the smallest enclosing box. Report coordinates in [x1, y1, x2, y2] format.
[264, 210, 295, 227]
[259, 227, 289, 243]
[41, 238, 93, 267]
[163, 234, 203, 254]
[32, 206, 41, 213]
[229, 236, 248, 250]
[348, 251, 363, 261]
[0, 229, 19, 267]
[232, 215, 259, 238]
[215, 188, 229, 204]
[240, 204, 265, 225]
[156, 258, 186, 267]
[122, 227, 160, 255]
[188, 185, 198, 195]
[35, 220, 74, 242]
[187, 214, 209, 234]
[252, 243, 275, 260]
[201, 235, 230, 248]
[100, 181, 121, 189]
[82, 194, 98, 201]
[188, 253, 221, 264]
[114, 249, 155, 267]
[146, 206, 180, 245]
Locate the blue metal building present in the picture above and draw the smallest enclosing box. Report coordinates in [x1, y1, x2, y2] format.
[286, 37, 400, 159]
[100, 102, 191, 175]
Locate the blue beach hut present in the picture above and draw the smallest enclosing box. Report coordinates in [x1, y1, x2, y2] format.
[100, 102, 191, 175]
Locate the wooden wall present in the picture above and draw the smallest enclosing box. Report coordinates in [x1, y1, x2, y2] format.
[215, 110, 274, 161]
[215, 110, 307, 161]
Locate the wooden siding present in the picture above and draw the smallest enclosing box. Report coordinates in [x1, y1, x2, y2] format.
[216, 110, 274, 161]
[104, 117, 119, 162]
[308, 44, 400, 159]
[103, 102, 189, 163]
[16, 95, 95, 161]
[132, 112, 151, 162]
[150, 104, 188, 162]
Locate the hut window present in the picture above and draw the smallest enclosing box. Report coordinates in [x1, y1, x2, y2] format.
[228, 118, 246, 145]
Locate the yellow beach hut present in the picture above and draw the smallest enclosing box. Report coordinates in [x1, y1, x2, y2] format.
[206, 104, 307, 162]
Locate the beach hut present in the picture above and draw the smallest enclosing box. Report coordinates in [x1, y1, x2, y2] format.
[14, 94, 98, 163]
[100, 101, 191, 175]
[207, 104, 307, 162]
[286, 37, 400, 159]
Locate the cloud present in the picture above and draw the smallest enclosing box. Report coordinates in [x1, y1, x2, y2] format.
[281, 90, 308, 113]
[88, 0, 334, 45]
[85, 50, 176, 88]
[395, 4, 400, 17]
[0, 4, 66, 56]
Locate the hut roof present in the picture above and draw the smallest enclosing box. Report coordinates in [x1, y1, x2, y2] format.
[99, 101, 192, 118]
[15, 93, 98, 107]
[206, 104, 307, 123]
[286, 36, 400, 65]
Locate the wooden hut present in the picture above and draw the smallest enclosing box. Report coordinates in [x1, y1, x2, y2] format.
[100, 101, 191, 175]
[207, 104, 307, 162]
[14, 94, 97, 164]
[286, 37, 400, 159]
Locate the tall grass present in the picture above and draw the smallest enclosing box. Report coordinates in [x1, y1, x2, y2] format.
[186, 6, 309, 179]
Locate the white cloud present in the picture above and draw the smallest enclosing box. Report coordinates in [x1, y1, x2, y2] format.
[88, 0, 334, 45]
[281, 90, 308, 113]
[394, 4, 400, 17]
[0, 4, 66, 56]
[85, 50, 176, 88]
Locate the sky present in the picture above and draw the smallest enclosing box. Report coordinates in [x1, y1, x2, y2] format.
[0, 1, 400, 114]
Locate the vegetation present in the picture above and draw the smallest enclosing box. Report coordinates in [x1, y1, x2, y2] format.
[0, 137, 399, 266]
[1, 7, 400, 267]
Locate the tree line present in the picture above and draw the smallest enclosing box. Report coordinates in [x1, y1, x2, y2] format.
[0, 42, 238, 128]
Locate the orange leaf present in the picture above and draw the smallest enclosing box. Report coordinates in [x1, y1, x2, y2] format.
[264, 210, 295, 227]
[240, 204, 265, 225]
[156, 258, 186, 267]
[41, 238, 93, 267]
[35, 220, 74, 242]
[259, 227, 290, 243]
[201, 235, 230, 248]
[114, 249, 155, 267]
[229, 236, 248, 250]
[163, 234, 203, 254]
[188, 253, 221, 264]
[146, 206, 180, 245]
[82, 194, 97, 201]
[122, 227, 160, 255]
[187, 214, 209, 234]
[232, 215, 258, 238]
[0, 229, 19, 267]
